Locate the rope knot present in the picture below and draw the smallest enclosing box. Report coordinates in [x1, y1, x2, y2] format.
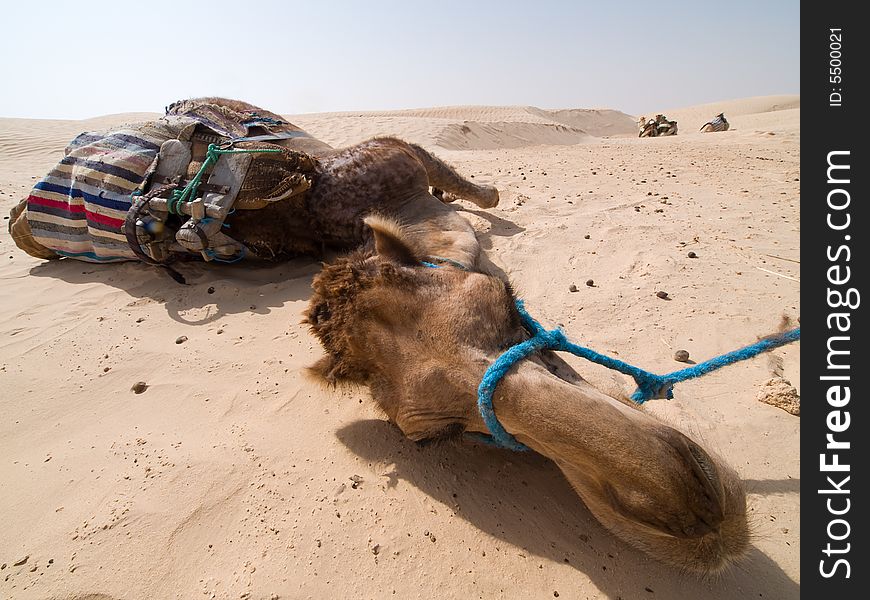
[630, 375, 675, 403]
[538, 327, 568, 350]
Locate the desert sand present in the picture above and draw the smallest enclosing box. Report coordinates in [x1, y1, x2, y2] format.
[0, 95, 800, 599]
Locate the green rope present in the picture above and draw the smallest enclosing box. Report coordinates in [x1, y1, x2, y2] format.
[167, 143, 283, 215]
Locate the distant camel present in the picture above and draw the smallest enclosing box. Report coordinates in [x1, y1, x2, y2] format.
[655, 114, 678, 136]
[637, 116, 657, 138]
[701, 113, 730, 132]
[637, 114, 678, 137]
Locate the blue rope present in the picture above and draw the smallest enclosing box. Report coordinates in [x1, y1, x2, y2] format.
[417, 259, 801, 451]
[477, 300, 800, 451]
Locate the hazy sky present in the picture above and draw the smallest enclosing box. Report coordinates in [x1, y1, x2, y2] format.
[0, 0, 799, 119]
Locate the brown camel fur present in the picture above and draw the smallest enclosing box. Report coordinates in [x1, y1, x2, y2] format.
[305, 216, 751, 575]
[188, 98, 499, 268]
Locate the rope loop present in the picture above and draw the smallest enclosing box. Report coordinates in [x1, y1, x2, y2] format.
[418, 259, 801, 452]
[477, 298, 799, 450]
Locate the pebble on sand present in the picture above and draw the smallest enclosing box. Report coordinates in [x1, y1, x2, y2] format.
[687, 251, 697, 258]
[585, 279, 594, 287]
[131, 381, 148, 394]
[674, 350, 690, 362]
[568, 284, 578, 292]
[176, 336, 188, 344]
[656, 291, 669, 299]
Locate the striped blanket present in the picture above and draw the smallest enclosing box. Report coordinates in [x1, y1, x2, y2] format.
[25, 126, 171, 262]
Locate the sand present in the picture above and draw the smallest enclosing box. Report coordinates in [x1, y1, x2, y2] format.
[0, 96, 800, 599]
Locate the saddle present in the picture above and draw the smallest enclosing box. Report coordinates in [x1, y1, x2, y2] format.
[126, 100, 317, 265]
[11, 99, 317, 266]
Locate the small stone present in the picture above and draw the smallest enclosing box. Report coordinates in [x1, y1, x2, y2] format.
[656, 291, 669, 299]
[13, 555, 28, 566]
[207, 287, 215, 294]
[136, 317, 145, 323]
[217, 329, 224, 335]
[350, 474, 363, 489]
[103, 366, 111, 372]
[687, 251, 697, 258]
[674, 350, 690, 363]
[131, 381, 148, 394]
[584, 234, 590, 239]
[585, 279, 594, 287]
[175, 335, 188, 344]
[568, 284, 578, 293]
[1, 563, 5, 570]
[554, 593, 560, 598]
[371, 544, 380, 555]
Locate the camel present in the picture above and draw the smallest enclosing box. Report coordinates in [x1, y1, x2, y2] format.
[9, 98, 499, 272]
[655, 114, 678, 136]
[305, 216, 750, 575]
[637, 114, 677, 137]
[701, 112, 730, 132]
[637, 116, 657, 138]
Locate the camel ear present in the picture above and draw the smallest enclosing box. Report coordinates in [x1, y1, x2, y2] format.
[364, 215, 419, 266]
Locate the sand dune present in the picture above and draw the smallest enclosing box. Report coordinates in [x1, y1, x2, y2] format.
[0, 96, 799, 599]
[288, 105, 637, 149]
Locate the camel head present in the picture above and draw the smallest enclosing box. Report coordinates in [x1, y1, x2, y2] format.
[304, 216, 750, 574]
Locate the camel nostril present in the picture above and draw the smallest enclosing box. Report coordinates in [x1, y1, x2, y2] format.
[687, 441, 718, 488]
[681, 440, 726, 530]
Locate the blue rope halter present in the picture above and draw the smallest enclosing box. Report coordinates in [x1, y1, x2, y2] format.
[477, 300, 800, 451]
[420, 259, 801, 452]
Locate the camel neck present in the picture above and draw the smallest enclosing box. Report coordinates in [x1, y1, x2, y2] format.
[472, 360, 648, 462]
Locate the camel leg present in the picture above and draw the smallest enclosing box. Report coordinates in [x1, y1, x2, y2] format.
[408, 144, 499, 209]
[392, 192, 481, 268]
